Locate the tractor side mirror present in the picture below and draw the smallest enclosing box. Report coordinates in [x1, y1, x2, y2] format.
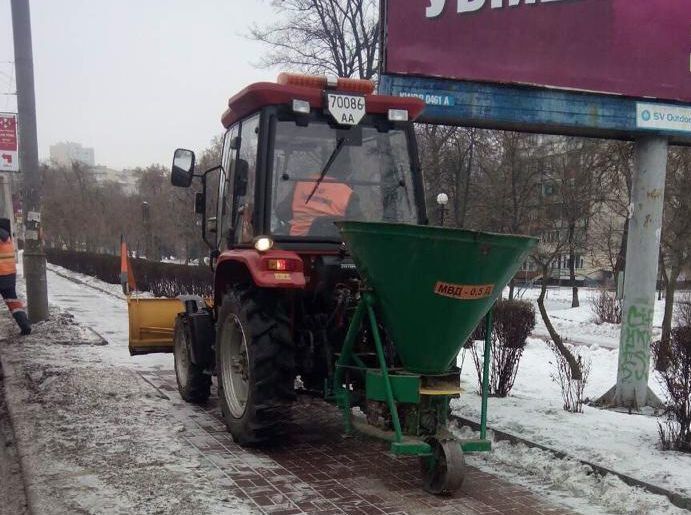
[236, 159, 249, 197]
[171, 148, 195, 187]
[194, 192, 204, 215]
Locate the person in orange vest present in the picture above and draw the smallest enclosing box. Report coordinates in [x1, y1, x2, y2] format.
[277, 160, 361, 237]
[0, 218, 31, 335]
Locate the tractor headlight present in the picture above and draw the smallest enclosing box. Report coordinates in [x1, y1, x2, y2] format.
[254, 236, 274, 253]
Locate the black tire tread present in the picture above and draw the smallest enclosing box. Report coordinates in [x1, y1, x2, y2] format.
[216, 287, 295, 446]
[174, 317, 212, 403]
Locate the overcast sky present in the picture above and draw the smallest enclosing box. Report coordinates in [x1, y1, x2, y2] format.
[0, 0, 278, 169]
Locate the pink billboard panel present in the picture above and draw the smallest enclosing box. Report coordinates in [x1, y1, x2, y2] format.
[384, 0, 691, 104]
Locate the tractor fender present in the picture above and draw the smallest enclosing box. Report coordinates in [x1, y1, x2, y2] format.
[213, 249, 306, 306]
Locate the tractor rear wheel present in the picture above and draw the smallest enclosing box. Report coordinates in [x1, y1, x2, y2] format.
[174, 316, 212, 403]
[420, 437, 465, 495]
[216, 287, 295, 446]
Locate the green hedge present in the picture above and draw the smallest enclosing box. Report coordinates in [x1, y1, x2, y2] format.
[46, 249, 213, 298]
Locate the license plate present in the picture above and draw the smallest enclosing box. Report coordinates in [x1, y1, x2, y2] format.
[326, 93, 366, 126]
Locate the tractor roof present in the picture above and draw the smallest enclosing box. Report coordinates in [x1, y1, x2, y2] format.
[221, 81, 426, 129]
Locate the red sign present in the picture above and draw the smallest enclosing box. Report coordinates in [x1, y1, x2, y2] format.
[383, 0, 691, 104]
[0, 113, 18, 172]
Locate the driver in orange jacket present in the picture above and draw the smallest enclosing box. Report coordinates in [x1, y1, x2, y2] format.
[0, 218, 31, 335]
[277, 161, 361, 237]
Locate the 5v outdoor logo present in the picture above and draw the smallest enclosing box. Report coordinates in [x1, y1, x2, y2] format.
[426, 0, 580, 18]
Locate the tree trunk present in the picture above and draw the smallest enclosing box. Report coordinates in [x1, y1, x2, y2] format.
[508, 278, 515, 300]
[457, 136, 474, 228]
[568, 222, 579, 308]
[657, 265, 678, 372]
[614, 217, 629, 274]
[537, 265, 583, 380]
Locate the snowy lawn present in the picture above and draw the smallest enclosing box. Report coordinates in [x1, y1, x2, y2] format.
[516, 285, 669, 349]
[453, 285, 691, 505]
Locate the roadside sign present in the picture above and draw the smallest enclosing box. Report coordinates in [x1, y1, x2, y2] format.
[379, 2, 691, 145]
[383, 0, 691, 105]
[0, 113, 19, 172]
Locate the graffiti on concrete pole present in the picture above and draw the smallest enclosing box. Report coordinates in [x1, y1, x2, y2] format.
[619, 303, 654, 384]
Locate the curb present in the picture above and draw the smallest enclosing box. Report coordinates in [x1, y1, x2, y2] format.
[452, 415, 691, 512]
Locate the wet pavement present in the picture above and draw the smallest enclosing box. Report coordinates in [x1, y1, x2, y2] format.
[143, 369, 574, 515]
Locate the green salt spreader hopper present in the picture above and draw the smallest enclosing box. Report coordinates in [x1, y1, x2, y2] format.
[331, 222, 537, 495]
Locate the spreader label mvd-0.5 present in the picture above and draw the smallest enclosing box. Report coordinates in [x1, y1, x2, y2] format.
[434, 282, 494, 300]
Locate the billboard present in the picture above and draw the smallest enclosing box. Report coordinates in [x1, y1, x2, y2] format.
[0, 113, 19, 172]
[383, 0, 691, 105]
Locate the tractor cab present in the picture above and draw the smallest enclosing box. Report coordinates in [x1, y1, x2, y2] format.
[171, 73, 427, 257]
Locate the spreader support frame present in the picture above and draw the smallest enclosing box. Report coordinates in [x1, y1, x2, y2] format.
[332, 291, 493, 458]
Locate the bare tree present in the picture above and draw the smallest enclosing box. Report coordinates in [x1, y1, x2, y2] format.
[250, 0, 379, 79]
[39, 138, 223, 264]
[472, 132, 545, 297]
[417, 125, 457, 224]
[658, 147, 691, 370]
[551, 138, 608, 307]
[530, 198, 583, 381]
[583, 142, 635, 301]
[451, 128, 481, 228]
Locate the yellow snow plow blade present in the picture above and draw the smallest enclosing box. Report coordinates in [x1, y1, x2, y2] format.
[127, 297, 183, 355]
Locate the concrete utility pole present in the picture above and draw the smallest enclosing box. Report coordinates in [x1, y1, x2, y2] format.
[0, 175, 13, 222]
[613, 136, 668, 409]
[11, 0, 48, 322]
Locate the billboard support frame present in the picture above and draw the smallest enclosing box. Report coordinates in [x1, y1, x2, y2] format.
[378, 75, 691, 145]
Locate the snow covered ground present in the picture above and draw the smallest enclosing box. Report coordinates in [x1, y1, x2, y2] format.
[516, 285, 669, 350]
[23, 263, 691, 513]
[46, 263, 170, 371]
[453, 286, 691, 511]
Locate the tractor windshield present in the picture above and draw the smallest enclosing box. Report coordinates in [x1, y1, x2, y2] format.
[270, 120, 418, 238]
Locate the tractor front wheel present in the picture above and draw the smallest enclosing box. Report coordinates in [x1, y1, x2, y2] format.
[420, 437, 465, 495]
[173, 316, 212, 403]
[216, 287, 295, 446]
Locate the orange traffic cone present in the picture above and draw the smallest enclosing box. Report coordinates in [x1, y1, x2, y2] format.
[120, 235, 138, 295]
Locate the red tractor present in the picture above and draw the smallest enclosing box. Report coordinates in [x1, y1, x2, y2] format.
[147, 73, 427, 446]
[127, 73, 537, 492]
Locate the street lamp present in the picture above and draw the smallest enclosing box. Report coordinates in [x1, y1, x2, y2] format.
[436, 193, 449, 226]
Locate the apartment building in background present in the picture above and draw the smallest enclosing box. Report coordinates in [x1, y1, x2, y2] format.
[49, 141, 95, 167]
